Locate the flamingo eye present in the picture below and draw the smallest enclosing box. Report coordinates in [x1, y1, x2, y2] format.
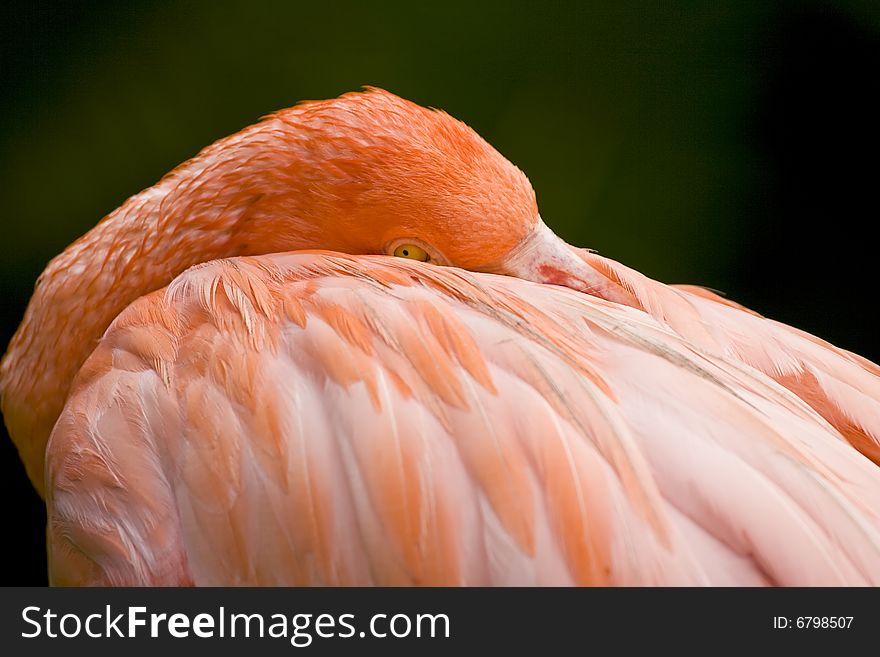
[393, 244, 430, 262]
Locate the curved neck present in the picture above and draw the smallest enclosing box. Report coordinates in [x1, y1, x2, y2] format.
[0, 118, 317, 496]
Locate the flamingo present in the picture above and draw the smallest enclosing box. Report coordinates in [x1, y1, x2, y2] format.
[2, 88, 880, 586]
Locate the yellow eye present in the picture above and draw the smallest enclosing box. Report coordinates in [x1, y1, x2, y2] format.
[393, 244, 430, 262]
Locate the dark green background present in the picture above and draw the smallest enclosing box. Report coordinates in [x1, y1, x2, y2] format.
[2, 1, 878, 584]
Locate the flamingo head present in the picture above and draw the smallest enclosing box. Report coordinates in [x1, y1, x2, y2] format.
[261, 88, 626, 303]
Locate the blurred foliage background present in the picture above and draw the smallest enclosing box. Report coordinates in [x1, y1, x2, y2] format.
[2, 0, 878, 584]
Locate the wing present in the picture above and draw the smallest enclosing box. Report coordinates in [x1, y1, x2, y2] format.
[46, 252, 880, 585]
[582, 250, 880, 465]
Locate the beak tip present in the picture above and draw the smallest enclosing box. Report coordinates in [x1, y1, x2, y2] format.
[501, 220, 632, 305]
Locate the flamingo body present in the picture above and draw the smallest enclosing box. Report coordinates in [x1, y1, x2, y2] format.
[49, 252, 880, 585]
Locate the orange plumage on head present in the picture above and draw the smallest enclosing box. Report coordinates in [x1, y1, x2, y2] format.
[246, 87, 540, 267]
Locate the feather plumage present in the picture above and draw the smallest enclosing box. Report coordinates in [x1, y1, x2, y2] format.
[45, 253, 880, 585]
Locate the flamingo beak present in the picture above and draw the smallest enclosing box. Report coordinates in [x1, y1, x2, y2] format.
[496, 217, 634, 305]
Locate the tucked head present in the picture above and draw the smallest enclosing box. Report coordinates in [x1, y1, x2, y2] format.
[257, 87, 613, 297]
[264, 88, 538, 268]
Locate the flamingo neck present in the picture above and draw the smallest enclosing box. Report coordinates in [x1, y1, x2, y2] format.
[0, 119, 317, 496]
